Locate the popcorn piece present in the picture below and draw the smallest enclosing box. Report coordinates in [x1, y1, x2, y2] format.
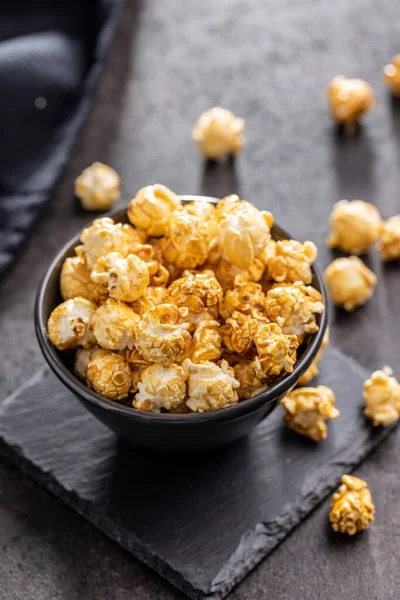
[326, 200, 381, 255]
[91, 252, 150, 302]
[48, 297, 96, 350]
[190, 319, 222, 363]
[298, 328, 329, 386]
[121, 347, 152, 393]
[133, 364, 187, 412]
[219, 280, 267, 320]
[192, 107, 245, 159]
[74, 346, 106, 381]
[254, 323, 299, 377]
[281, 385, 339, 441]
[167, 271, 223, 315]
[92, 298, 139, 350]
[130, 286, 167, 315]
[222, 311, 259, 354]
[75, 162, 120, 211]
[383, 54, 400, 96]
[127, 184, 181, 236]
[163, 210, 211, 269]
[183, 359, 239, 412]
[379, 215, 400, 260]
[363, 367, 400, 426]
[183, 200, 217, 222]
[234, 359, 267, 399]
[135, 304, 192, 365]
[86, 351, 131, 400]
[213, 256, 266, 290]
[324, 256, 376, 312]
[266, 239, 317, 284]
[60, 256, 108, 304]
[327, 76, 375, 126]
[330, 475, 375, 535]
[265, 282, 324, 337]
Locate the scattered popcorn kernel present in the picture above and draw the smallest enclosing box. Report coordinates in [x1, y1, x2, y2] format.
[74, 346, 106, 381]
[48, 297, 96, 350]
[327, 76, 374, 126]
[265, 282, 324, 337]
[133, 364, 187, 412]
[86, 351, 131, 400]
[91, 252, 150, 302]
[163, 210, 211, 269]
[167, 271, 223, 315]
[324, 256, 376, 312]
[298, 328, 329, 386]
[363, 367, 400, 426]
[127, 184, 181, 236]
[219, 280, 267, 320]
[281, 385, 339, 441]
[60, 256, 108, 304]
[379, 215, 400, 260]
[135, 304, 192, 365]
[254, 323, 299, 377]
[190, 319, 222, 363]
[130, 286, 167, 315]
[326, 200, 381, 255]
[75, 162, 120, 211]
[212, 256, 266, 290]
[92, 298, 139, 350]
[330, 475, 375, 535]
[192, 107, 245, 159]
[183, 359, 239, 412]
[383, 54, 400, 96]
[266, 239, 317, 284]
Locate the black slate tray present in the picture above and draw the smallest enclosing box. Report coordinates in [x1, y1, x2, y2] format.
[0, 347, 395, 599]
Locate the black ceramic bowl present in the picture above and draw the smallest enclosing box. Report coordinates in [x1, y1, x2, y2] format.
[35, 195, 328, 452]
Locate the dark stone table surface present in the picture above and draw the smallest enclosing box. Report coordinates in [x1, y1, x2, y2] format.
[1, 1, 400, 598]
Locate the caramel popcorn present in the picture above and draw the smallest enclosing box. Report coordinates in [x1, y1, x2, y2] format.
[266, 239, 317, 284]
[86, 351, 131, 400]
[281, 385, 339, 441]
[128, 184, 181, 236]
[324, 256, 376, 312]
[133, 364, 187, 412]
[379, 215, 400, 260]
[298, 328, 329, 386]
[163, 209, 211, 269]
[254, 323, 299, 377]
[213, 256, 266, 290]
[327, 76, 375, 126]
[190, 319, 222, 362]
[219, 280, 267, 320]
[130, 286, 167, 315]
[75, 162, 120, 211]
[74, 346, 106, 381]
[167, 271, 223, 315]
[192, 107, 245, 159]
[60, 256, 108, 304]
[183, 359, 239, 412]
[92, 298, 139, 350]
[121, 347, 152, 393]
[48, 297, 96, 350]
[234, 359, 267, 399]
[363, 367, 400, 426]
[265, 282, 324, 337]
[222, 311, 259, 354]
[91, 252, 150, 302]
[383, 54, 400, 95]
[326, 199, 381, 255]
[330, 475, 375, 535]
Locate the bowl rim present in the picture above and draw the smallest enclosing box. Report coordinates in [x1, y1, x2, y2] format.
[35, 195, 328, 425]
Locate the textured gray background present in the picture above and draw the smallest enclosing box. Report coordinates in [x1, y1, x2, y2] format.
[1, 0, 400, 598]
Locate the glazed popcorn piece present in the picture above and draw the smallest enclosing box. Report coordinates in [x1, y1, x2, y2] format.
[213, 256, 266, 290]
[48, 297, 96, 350]
[74, 346, 106, 381]
[219, 280, 267, 320]
[383, 54, 400, 96]
[281, 385, 339, 441]
[92, 298, 139, 350]
[298, 328, 329, 386]
[133, 364, 187, 412]
[75, 162, 120, 211]
[324, 256, 376, 312]
[254, 323, 299, 377]
[326, 200, 381, 255]
[330, 475, 375, 535]
[265, 282, 324, 337]
[131, 286, 167, 315]
[222, 311, 260, 354]
[121, 347, 152, 393]
[183, 200, 217, 222]
[128, 184, 181, 236]
[86, 351, 131, 400]
[379, 215, 400, 260]
[266, 239, 317, 284]
[60, 256, 108, 304]
[91, 252, 150, 302]
[190, 319, 222, 363]
[162, 209, 211, 269]
[363, 367, 400, 426]
[192, 107, 245, 159]
[135, 304, 192, 365]
[183, 359, 239, 412]
[234, 359, 267, 399]
[327, 76, 374, 126]
[167, 271, 223, 315]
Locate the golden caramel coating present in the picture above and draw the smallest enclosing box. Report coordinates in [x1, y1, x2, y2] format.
[192, 107, 245, 159]
[265, 282, 324, 337]
[60, 256, 108, 304]
[234, 359, 267, 399]
[383, 54, 400, 95]
[330, 475, 375, 535]
[121, 347, 152, 393]
[281, 385, 339, 441]
[75, 162, 120, 211]
[190, 319, 222, 363]
[254, 323, 299, 377]
[326, 200, 381, 255]
[91, 252, 150, 302]
[86, 351, 131, 400]
[48, 297, 96, 351]
[266, 239, 317, 284]
[133, 364, 187, 412]
[74, 346, 107, 381]
[222, 311, 259, 354]
[135, 304, 192, 365]
[327, 76, 374, 126]
[219, 280, 267, 320]
[92, 298, 139, 350]
[183, 359, 239, 412]
[167, 271, 223, 315]
[363, 367, 400, 427]
[298, 328, 329, 386]
[212, 256, 266, 290]
[130, 286, 167, 315]
[183, 200, 217, 221]
[324, 256, 376, 312]
[127, 184, 181, 236]
[379, 215, 400, 260]
[163, 210, 211, 269]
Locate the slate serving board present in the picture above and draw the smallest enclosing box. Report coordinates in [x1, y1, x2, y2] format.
[0, 347, 395, 600]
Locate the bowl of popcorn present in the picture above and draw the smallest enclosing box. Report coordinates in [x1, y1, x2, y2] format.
[35, 186, 328, 451]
